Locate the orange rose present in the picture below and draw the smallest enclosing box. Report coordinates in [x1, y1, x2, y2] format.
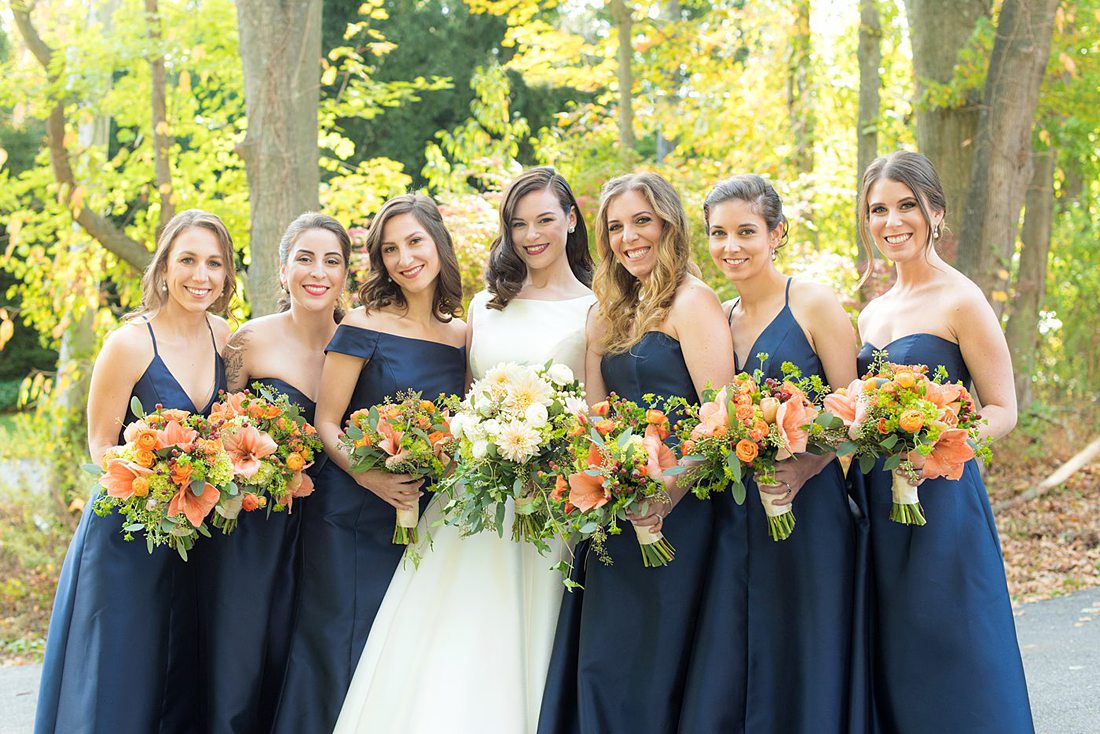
[161, 409, 189, 423]
[417, 416, 431, 430]
[135, 430, 159, 451]
[171, 463, 193, 487]
[248, 403, 266, 419]
[899, 409, 924, 433]
[420, 400, 435, 412]
[645, 409, 667, 425]
[734, 439, 759, 463]
[863, 381, 878, 394]
[733, 392, 753, 407]
[264, 405, 281, 419]
[681, 439, 696, 455]
[286, 452, 305, 471]
[567, 423, 586, 438]
[304, 423, 317, 436]
[895, 371, 916, 388]
[735, 404, 755, 424]
[131, 476, 150, 497]
[591, 401, 610, 417]
[876, 418, 890, 434]
[594, 419, 616, 435]
[133, 448, 156, 468]
[242, 493, 262, 512]
[759, 397, 780, 424]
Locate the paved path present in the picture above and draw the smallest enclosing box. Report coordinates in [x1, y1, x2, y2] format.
[2, 586, 1098, 733]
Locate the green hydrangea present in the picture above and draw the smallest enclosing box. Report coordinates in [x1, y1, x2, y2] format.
[207, 453, 235, 487]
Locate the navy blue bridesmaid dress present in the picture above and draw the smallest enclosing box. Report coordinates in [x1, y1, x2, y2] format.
[270, 326, 466, 734]
[196, 377, 317, 733]
[856, 334, 1033, 733]
[539, 331, 715, 734]
[36, 319, 225, 734]
[680, 278, 857, 733]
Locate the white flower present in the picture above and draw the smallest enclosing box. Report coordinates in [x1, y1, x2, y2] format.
[471, 439, 489, 459]
[463, 419, 485, 442]
[482, 419, 501, 437]
[496, 420, 542, 463]
[546, 363, 574, 386]
[505, 370, 555, 413]
[564, 395, 587, 416]
[525, 402, 549, 428]
[450, 413, 467, 440]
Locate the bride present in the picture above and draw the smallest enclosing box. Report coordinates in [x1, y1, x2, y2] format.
[334, 167, 596, 733]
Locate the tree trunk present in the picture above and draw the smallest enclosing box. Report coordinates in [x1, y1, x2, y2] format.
[145, 0, 175, 232]
[856, 0, 881, 299]
[902, 0, 991, 260]
[235, 0, 322, 316]
[959, 0, 1060, 304]
[1003, 145, 1054, 405]
[787, 0, 817, 247]
[608, 0, 636, 153]
[654, 0, 681, 163]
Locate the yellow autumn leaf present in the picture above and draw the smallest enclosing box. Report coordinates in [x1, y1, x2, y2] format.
[0, 316, 13, 351]
[70, 186, 86, 218]
[321, 65, 338, 86]
[179, 70, 192, 95]
[991, 290, 1009, 303]
[0, 147, 7, 170]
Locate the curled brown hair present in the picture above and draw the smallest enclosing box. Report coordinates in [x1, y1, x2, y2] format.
[357, 194, 463, 321]
[486, 167, 594, 310]
[594, 172, 694, 354]
[276, 212, 352, 321]
[125, 209, 237, 323]
[857, 151, 947, 285]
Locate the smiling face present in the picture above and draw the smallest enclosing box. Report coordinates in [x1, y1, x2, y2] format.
[282, 228, 347, 314]
[380, 212, 441, 297]
[867, 177, 943, 262]
[164, 226, 227, 313]
[707, 198, 782, 283]
[606, 189, 665, 281]
[509, 187, 576, 273]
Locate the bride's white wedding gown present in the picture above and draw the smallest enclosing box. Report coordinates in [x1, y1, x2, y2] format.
[333, 290, 595, 733]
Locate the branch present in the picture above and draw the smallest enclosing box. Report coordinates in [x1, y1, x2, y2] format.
[993, 434, 1100, 513]
[12, 2, 153, 270]
[145, 0, 174, 231]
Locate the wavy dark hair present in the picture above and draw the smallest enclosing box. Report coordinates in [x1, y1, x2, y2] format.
[276, 212, 352, 322]
[357, 194, 463, 321]
[486, 167, 594, 310]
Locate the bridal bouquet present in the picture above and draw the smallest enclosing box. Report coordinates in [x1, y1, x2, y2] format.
[206, 384, 323, 531]
[340, 391, 454, 544]
[823, 353, 988, 525]
[441, 361, 585, 550]
[91, 398, 235, 558]
[671, 358, 844, 541]
[552, 394, 678, 567]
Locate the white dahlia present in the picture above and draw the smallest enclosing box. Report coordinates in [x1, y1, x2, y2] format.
[496, 420, 542, 463]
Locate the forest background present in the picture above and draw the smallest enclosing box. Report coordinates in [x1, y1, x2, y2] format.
[0, 0, 1096, 662]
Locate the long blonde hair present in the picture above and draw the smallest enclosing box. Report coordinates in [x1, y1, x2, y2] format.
[124, 209, 237, 323]
[594, 172, 693, 354]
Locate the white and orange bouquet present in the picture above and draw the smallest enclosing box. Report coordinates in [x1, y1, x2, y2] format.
[671, 359, 842, 541]
[441, 361, 585, 550]
[822, 353, 989, 525]
[91, 398, 236, 558]
[206, 384, 324, 531]
[551, 394, 678, 568]
[340, 390, 454, 544]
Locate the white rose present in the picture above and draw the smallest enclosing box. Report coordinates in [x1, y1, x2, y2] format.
[472, 439, 489, 459]
[547, 363, 574, 386]
[450, 413, 466, 440]
[482, 419, 501, 436]
[525, 402, 549, 428]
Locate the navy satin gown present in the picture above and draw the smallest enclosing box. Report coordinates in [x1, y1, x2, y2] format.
[680, 281, 857, 733]
[539, 332, 715, 734]
[36, 320, 225, 734]
[271, 326, 466, 734]
[856, 334, 1033, 733]
[196, 378, 317, 733]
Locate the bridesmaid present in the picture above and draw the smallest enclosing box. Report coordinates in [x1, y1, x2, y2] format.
[539, 172, 734, 734]
[198, 213, 351, 733]
[855, 151, 1033, 732]
[271, 195, 467, 734]
[681, 175, 859, 732]
[35, 210, 234, 734]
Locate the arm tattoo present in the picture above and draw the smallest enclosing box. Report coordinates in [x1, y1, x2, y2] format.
[224, 327, 251, 391]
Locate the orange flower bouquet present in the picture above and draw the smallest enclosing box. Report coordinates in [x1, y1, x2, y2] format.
[339, 390, 454, 544]
[671, 359, 842, 541]
[552, 394, 679, 568]
[823, 353, 989, 525]
[206, 383, 324, 532]
[90, 398, 236, 559]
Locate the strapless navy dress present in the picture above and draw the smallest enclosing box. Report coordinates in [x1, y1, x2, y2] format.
[856, 334, 1033, 733]
[539, 332, 715, 734]
[196, 377, 318, 733]
[680, 279, 857, 733]
[36, 320, 225, 734]
[270, 326, 466, 734]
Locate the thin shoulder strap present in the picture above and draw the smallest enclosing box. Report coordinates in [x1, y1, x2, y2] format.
[205, 316, 217, 349]
[145, 320, 159, 355]
[784, 276, 793, 304]
[727, 297, 739, 325]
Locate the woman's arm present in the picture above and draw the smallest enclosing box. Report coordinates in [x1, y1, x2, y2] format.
[224, 324, 253, 392]
[952, 285, 1017, 441]
[583, 308, 609, 405]
[86, 329, 148, 464]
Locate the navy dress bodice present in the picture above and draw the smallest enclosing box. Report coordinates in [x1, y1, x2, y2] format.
[681, 278, 858, 733]
[539, 332, 716, 734]
[197, 375, 318, 734]
[37, 319, 224, 734]
[272, 325, 466, 734]
[853, 333, 1033, 733]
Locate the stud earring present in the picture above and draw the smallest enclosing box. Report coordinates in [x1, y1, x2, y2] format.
[770, 249, 777, 261]
[160, 281, 168, 291]
[568, 225, 576, 234]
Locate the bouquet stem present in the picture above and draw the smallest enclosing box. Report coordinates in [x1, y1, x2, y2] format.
[758, 483, 796, 541]
[393, 506, 420, 545]
[889, 470, 926, 526]
[511, 495, 542, 544]
[633, 524, 676, 567]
